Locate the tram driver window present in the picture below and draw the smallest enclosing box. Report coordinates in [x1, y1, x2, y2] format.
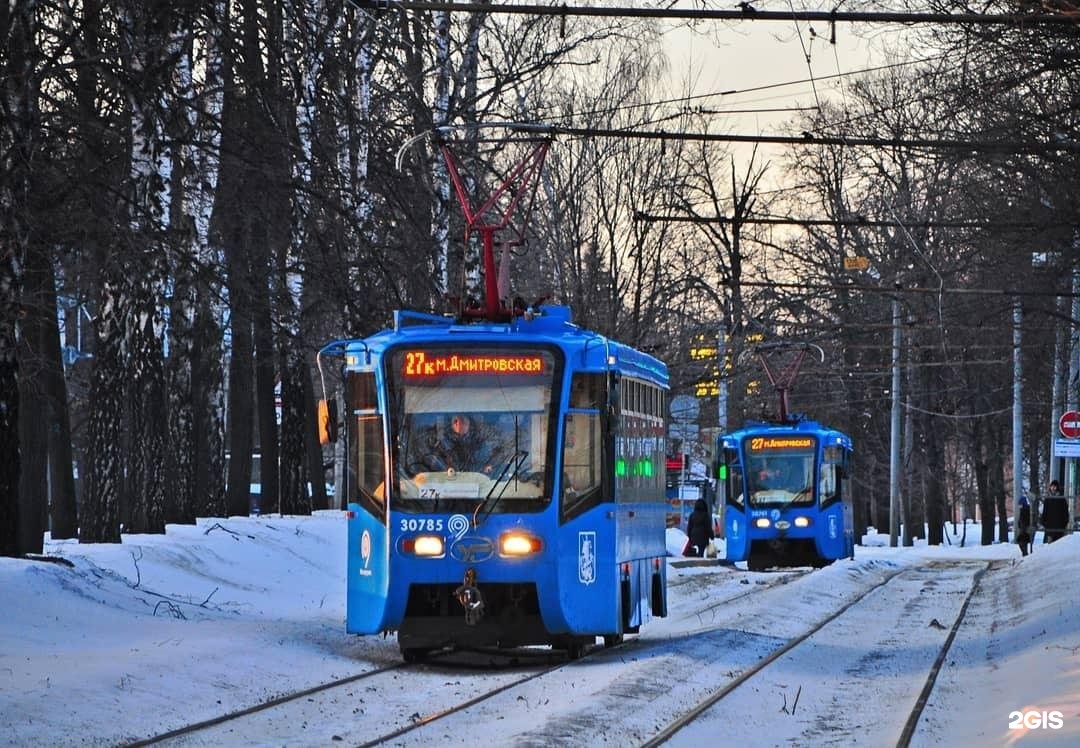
[345, 372, 385, 518]
[820, 445, 843, 506]
[570, 373, 605, 409]
[562, 373, 606, 520]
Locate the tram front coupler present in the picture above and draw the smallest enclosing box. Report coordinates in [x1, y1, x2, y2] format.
[454, 567, 485, 626]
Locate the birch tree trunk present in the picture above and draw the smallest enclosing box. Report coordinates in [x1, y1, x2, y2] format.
[221, 0, 264, 518]
[170, 0, 229, 522]
[76, 0, 124, 544]
[121, 1, 172, 534]
[278, 0, 324, 515]
[191, 0, 229, 520]
[0, 0, 36, 556]
[430, 10, 452, 300]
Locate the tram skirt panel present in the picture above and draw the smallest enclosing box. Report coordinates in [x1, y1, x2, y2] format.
[815, 504, 848, 561]
[553, 521, 620, 635]
[345, 504, 393, 634]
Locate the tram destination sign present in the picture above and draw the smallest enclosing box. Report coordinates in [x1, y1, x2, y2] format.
[402, 351, 545, 378]
[749, 436, 814, 451]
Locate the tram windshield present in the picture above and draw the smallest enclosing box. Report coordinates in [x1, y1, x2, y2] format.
[387, 346, 559, 514]
[744, 437, 817, 507]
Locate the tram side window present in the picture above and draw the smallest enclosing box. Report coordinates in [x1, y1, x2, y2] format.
[616, 378, 664, 504]
[346, 372, 386, 519]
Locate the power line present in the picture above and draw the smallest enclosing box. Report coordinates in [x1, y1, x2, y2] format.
[530, 55, 943, 125]
[443, 122, 1080, 154]
[553, 124, 1080, 153]
[731, 279, 1080, 299]
[634, 211, 1075, 230]
[354, 1, 1080, 27]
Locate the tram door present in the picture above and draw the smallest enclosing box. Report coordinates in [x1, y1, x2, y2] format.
[720, 447, 749, 561]
[817, 444, 852, 560]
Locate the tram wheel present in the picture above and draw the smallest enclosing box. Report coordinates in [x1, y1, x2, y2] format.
[565, 636, 591, 660]
[603, 633, 624, 648]
[401, 648, 430, 663]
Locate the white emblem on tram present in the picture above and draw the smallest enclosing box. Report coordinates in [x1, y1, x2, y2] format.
[359, 529, 373, 577]
[578, 531, 596, 585]
[448, 514, 470, 540]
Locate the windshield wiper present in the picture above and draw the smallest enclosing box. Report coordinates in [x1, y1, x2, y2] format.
[779, 486, 813, 513]
[472, 450, 528, 528]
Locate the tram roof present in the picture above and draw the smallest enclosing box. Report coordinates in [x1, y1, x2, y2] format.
[721, 419, 853, 448]
[319, 304, 668, 387]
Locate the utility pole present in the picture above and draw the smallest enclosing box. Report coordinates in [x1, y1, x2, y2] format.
[718, 316, 728, 434]
[889, 291, 902, 547]
[1013, 299, 1023, 528]
[1050, 293, 1066, 485]
[1069, 267, 1080, 500]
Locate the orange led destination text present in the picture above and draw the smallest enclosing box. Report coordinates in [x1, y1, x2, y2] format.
[403, 351, 545, 377]
[749, 436, 814, 451]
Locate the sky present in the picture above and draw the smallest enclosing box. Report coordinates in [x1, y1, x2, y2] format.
[2, 511, 1078, 747]
[659, 1, 887, 134]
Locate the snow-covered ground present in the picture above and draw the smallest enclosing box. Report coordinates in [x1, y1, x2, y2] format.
[1, 512, 1077, 746]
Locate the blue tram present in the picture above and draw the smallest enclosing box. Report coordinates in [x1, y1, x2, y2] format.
[718, 419, 854, 570]
[318, 305, 669, 661]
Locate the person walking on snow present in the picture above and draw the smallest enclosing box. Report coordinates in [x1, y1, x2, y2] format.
[685, 498, 715, 557]
[1015, 495, 1032, 557]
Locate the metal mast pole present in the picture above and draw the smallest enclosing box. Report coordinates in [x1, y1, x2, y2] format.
[889, 292, 902, 547]
[1013, 299, 1023, 528]
[1050, 293, 1066, 485]
[1067, 265, 1080, 524]
[717, 317, 728, 434]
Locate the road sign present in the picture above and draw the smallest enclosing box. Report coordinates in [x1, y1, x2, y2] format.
[843, 256, 869, 271]
[670, 394, 700, 422]
[669, 422, 700, 442]
[1054, 438, 1080, 458]
[1060, 410, 1080, 439]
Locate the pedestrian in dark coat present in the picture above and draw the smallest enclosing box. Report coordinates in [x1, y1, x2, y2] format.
[1015, 495, 1032, 557]
[685, 498, 715, 557]
[1041, 480, 1069, 544]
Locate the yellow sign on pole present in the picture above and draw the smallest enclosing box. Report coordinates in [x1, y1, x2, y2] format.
[843, 256, 870, 271]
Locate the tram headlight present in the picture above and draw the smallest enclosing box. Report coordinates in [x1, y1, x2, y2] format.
[499, 532, 543, 556]
[754, 517, 772, 529]
[793, 516, 812, 528]
[405, 535, 444, 557]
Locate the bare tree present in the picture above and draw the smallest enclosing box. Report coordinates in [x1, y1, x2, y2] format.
[0, 0, 36, 555]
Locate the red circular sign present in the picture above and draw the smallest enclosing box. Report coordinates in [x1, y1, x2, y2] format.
[1060, 411, 1080, 439]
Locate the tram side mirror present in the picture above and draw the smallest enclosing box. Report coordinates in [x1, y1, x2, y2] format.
[318, 398, 339, 445]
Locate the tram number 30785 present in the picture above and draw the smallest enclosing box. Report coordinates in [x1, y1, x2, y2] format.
[399, 518, 445, 533]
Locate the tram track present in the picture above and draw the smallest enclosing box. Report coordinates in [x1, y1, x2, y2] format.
[128, 647, 575, 746]
[126, 559, 978, 747]
[124, 563, 805, 746]
[371, 562, 876, 746]
[125, 662, 407, 746]
[671, 566, 813, 626]
[643, 560, 994, 747]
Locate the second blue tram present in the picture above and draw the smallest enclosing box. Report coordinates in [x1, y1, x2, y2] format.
[718, 419, 854, 570]
[320, 305, 669, 660]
